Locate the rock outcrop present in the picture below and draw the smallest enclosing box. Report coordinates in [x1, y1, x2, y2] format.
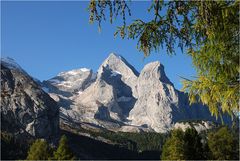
[128, 62, 179, 132]
[43, 53, 232, 132]
[1, 58, 59, 139]
[128, 61, 230, 132]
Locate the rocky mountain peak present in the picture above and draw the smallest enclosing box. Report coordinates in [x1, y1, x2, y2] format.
[1, 57, 28, 75]
[96, 53, 139, 98]
[103, 52, 125, 64]
[1, 60, 59, 139]
[98, 53, 139, 78]
[140, 61, 173, 86]
[3, 54, 230, 134]
[43, 67, 96, 96]
[42, 53, 231, 133]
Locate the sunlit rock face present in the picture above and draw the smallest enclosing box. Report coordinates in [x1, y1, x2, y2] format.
[43, 53, 231, 132]
[128, 61, 179, 132]
[1, 58, 59, 138]
[127, 61, 227, 132]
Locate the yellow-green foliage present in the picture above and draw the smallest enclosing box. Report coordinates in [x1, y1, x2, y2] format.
[53, 135, 75, 160]
[161, 128, 205, 160]
[26, 139, 53, 160]
[26, 135, 75, 160]
[161, 129, 185, 160]
[183, 1, 239, 118]
[207, 126, 239, 160]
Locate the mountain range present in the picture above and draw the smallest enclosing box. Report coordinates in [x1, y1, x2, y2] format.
[1, 53, 232, 139]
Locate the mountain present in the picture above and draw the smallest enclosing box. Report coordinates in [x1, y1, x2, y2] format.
[1, 57, 59, 139]
[42, 53, 232, 133]
[127, 61, 229, 132]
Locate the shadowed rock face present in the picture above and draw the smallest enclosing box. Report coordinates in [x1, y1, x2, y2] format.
[1, 59, 59, 139]
[43, 53, 232, 133]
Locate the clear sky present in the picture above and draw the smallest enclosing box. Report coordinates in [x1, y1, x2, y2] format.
[1, 1, 196, 90]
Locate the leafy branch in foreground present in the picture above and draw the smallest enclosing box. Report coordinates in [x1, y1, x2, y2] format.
[182, 1, 239, 118]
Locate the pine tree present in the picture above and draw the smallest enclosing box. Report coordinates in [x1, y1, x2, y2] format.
[184, 128, 204, 160]
[26, 139, 53, 160]
[53, 135, 75, 160]
[161, 128, 208, 160]
[207, 126, 239, 160]
[161, 129, 185, 160]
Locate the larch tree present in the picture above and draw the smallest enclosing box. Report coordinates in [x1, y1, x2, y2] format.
[88, 0, 239, 119]
[207, 126, 239, 160]
[26, 139, 53, 160]
[161, 129, 185, 160]
[53, 135, 75, 160]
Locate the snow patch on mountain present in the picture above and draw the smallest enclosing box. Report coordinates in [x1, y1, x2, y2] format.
[80, 68, 90, 72]
[110, 71, 121, 77]
[58, 68, 91, 76]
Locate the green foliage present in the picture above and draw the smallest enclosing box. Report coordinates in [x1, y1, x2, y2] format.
[25, 135, 76, 160]
[26, 139, 53, 160]
[53, 135, 75, 160]
[184, 128, 204, 160]
[1, 131, 31, 160]
[88, 0, 240, 118]
[88, 0, 131, 32]
[207, 126, 239, 160]
[161, 126, 239, 160]
[182, 1, 239, 118]
[93, 131, 166, 153]
[161, 128, 207, 160]
[161, 129, 185, 160]
[89, 0, 195, 56]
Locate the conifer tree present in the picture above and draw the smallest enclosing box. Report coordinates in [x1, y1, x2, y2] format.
[184, 128, 204, 160]
[161, 129, 185, 160]
[161, 128, 207, 160]
[26, 139, 53, 160]
[207, 126, 239, 160]
[53, 135, 75, 160]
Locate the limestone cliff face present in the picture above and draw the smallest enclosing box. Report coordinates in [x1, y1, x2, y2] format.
[2, 54, 230, 134]
[52, 53, 139, 130]
[1, 58, 59, 138]
[44, 53, 231, 132]
[128, 62, 179, 132]
[128, 61, 227, 132]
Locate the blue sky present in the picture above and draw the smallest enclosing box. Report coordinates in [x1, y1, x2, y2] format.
[1, 1, 196, 90]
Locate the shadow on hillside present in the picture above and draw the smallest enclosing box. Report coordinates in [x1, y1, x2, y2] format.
[60, 129, 161, 160]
